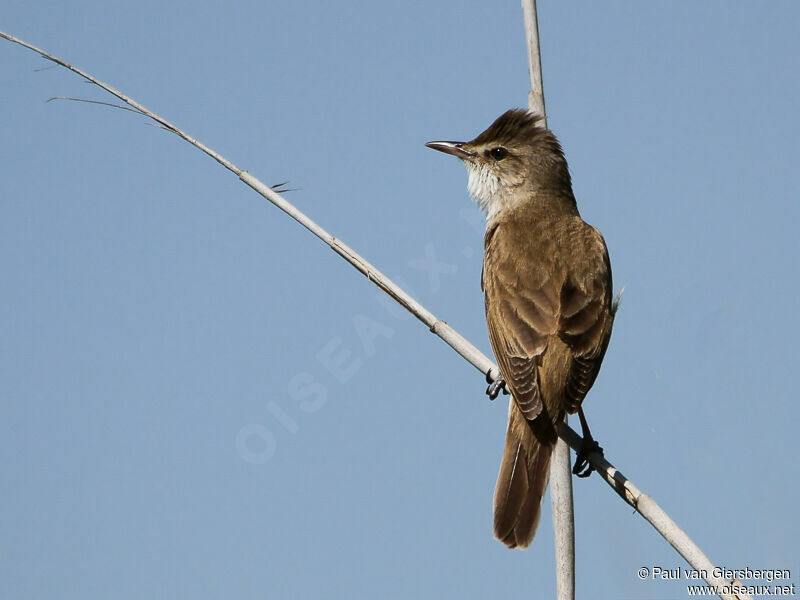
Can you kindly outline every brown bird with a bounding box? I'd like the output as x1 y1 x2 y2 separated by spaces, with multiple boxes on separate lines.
426 109 617 548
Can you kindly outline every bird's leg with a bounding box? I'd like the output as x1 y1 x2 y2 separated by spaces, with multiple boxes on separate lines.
572 407 603 478
485 370 509 401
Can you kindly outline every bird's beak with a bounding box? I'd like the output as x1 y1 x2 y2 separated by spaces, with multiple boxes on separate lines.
425 141 475 160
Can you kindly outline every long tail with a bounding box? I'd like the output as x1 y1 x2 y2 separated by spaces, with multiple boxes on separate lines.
493 401 558 549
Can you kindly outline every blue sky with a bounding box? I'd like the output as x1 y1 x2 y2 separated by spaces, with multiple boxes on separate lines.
2 2 798 598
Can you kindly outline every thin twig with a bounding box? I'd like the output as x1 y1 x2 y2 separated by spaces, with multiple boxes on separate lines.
47 96 146 115
0 29 751 600
521 2 575 598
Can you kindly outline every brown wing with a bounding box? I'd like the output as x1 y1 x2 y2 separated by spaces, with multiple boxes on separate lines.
558 226 615 413
483 220 615 418
483 222 559 420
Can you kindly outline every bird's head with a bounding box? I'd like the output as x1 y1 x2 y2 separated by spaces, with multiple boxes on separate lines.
426 109 573 218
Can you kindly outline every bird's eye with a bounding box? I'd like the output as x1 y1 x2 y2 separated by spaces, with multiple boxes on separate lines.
489 147 508 160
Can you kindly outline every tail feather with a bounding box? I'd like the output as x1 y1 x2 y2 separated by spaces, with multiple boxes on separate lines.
493 402 557 549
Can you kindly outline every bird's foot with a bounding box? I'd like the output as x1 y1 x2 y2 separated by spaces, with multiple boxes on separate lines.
572 438 603 478
572 406 603 477
485 371 509 401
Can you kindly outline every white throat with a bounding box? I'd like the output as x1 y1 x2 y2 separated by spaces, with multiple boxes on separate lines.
465 161 511 220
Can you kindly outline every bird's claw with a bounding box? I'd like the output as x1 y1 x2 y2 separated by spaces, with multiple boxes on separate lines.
485 372 508 400
572 438 603 478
